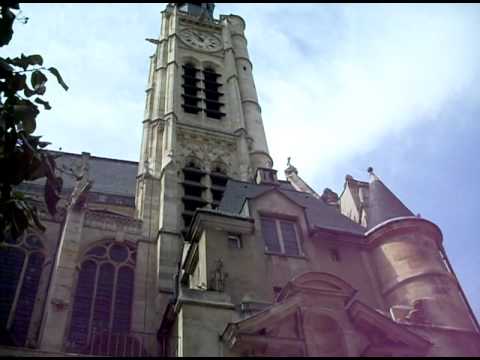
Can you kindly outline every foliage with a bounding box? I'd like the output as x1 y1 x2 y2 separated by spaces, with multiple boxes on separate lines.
0 3 68 241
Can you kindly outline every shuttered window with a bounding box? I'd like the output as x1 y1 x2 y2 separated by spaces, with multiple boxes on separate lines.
261 217 301 256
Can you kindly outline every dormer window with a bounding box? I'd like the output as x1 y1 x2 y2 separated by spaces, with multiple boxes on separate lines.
255 168 278 185
260 217 301 257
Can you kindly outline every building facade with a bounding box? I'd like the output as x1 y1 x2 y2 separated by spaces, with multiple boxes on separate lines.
1 3 479 356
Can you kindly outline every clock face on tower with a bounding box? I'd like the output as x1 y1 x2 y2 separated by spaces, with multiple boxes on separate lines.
179 29 222 52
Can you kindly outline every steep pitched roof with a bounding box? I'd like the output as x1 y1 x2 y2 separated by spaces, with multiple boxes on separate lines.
366 170 414 229
219 179 365 235
22 150 138 198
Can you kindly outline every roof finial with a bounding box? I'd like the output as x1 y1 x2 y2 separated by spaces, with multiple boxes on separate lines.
367 166 380 182
285 157 298 175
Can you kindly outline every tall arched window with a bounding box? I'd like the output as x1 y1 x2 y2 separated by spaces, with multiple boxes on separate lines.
0 231 45 346
67 240 136 354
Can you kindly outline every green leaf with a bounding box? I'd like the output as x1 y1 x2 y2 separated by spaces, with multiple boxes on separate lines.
0 57 13 77
34 97 51 110
35 84 46 95
31 69 48 90
4 3 20 10
0 7 15 47
14 101 39 134
24 153 44 180
24 54 43 67
24 86 35 97
48 67 68 91
9 73 26 92
5 54 43 70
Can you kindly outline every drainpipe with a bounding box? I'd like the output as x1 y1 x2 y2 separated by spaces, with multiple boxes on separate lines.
36 209 67 346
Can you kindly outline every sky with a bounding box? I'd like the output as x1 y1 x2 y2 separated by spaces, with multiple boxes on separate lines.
5 4 480 320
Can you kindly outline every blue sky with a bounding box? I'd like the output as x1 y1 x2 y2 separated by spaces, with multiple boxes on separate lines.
6 4 480 319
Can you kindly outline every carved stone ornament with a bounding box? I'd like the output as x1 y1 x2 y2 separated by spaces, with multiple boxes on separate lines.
210 258 228 292
177 129 238 177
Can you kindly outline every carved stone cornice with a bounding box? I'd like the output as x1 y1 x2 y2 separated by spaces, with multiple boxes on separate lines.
84 209 143 235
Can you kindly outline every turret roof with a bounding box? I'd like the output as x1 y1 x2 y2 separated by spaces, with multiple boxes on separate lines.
366 167 414 229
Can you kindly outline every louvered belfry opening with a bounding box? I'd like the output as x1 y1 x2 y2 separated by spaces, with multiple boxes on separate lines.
202 67 225 119
210 166 228 209
181 161 208 231
182 63 202 114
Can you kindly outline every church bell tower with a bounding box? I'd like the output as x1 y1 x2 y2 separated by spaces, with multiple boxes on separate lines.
135 3 272 321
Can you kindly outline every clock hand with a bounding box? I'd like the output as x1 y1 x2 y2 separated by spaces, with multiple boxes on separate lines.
193 32 204 42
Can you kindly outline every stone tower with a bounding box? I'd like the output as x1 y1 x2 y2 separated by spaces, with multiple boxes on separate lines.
135 3 273 323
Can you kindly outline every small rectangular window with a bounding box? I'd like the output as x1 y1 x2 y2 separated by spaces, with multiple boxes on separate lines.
273 286 282 300
329 248 340 262
228 234 242 249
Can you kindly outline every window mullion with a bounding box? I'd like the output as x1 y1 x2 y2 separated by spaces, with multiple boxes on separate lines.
276 220 285 254
109 265 119 333
87 260 101 346
293 223 302 256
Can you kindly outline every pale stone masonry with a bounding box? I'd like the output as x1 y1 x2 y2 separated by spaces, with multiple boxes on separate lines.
0 3 479 357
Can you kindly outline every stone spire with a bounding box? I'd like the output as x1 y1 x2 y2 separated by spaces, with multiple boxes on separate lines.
366 167 414 229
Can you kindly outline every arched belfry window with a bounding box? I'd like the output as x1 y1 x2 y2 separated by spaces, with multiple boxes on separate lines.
202 67 225 119
182 63 201 114
0 231 45 346
210 164 229 209
67 240 136 354
181 63 225 119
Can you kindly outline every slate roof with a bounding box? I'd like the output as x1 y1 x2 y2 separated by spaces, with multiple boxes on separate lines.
367 177 414 230
22 151 138 198
219 179 365 235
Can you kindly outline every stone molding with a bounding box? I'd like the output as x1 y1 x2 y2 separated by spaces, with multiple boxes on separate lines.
84 209 143 234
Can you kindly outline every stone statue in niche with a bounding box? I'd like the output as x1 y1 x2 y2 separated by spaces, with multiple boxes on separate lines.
210 258 228 292
61 153 93 210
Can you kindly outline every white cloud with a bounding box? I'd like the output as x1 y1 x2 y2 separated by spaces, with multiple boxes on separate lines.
5 4 480 179
223 4 480 185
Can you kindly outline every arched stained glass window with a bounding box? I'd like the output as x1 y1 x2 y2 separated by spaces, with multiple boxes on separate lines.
67 241 136 355
0 232 45 347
